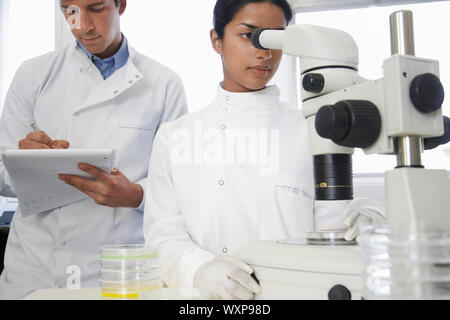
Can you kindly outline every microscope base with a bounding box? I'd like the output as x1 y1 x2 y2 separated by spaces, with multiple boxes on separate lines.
236 240 363 300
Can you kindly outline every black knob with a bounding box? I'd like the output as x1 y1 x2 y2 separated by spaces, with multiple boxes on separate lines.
315 100 381 149
315 104 350 141
328 284 352 300
424 116 450 150
303 73 325 93
410 73 445 113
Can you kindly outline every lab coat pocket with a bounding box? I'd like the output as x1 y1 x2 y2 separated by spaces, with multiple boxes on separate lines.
275 174 314 239
120 118 155 131
115 119 156 181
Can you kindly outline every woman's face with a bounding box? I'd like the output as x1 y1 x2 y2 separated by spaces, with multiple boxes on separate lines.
211 2 286 92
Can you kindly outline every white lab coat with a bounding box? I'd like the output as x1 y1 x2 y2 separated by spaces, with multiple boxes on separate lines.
0 41 187 299
144 85 319 288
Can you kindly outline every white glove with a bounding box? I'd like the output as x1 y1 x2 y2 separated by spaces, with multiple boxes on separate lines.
193 256 261 300
315 198 386 242
342 198 386 242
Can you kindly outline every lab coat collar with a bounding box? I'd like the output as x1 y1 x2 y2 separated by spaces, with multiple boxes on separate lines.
68 41 92 70
216 84 281 115
77 34 129 70
67 41 144 114
67 40 138 71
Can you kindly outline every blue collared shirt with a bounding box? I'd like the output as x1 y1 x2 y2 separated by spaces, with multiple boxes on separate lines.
77 35 129 80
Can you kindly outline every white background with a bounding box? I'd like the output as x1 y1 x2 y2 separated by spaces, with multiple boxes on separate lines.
0 0 55 105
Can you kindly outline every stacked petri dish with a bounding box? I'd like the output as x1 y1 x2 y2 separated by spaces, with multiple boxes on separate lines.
100 244 162 299
359 227 450 300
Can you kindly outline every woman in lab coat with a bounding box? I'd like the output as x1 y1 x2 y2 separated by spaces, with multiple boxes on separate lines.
144 0 384 300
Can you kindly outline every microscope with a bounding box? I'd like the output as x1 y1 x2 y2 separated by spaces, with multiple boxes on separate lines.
236 11 450 300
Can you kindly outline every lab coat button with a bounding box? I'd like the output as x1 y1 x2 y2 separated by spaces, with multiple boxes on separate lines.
114 90 119 95
79 68 84 72
222 247 228 254
223 107 229 112
220 124 226 130
60 241 66 247
218 180 224 186
128 80 133 84
74 112 80 117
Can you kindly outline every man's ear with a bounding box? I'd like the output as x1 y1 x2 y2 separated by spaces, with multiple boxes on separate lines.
210 29 223 54
118 0 127 15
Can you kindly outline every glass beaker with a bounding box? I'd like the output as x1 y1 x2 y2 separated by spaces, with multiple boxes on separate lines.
360 227 450 300
99 244 162 299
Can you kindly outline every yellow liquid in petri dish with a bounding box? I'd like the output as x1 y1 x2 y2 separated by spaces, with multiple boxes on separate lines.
101 280 162 299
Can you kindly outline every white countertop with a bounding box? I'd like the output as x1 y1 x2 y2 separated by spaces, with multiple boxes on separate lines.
23 287 209 300
24 287 103 300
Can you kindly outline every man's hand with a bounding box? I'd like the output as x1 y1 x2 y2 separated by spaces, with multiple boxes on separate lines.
59 164 143 208
19 131 70 149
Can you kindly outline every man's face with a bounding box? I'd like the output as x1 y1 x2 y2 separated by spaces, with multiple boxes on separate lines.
60 0 126 58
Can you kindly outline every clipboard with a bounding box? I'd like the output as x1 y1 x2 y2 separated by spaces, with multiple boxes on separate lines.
2 149 116 217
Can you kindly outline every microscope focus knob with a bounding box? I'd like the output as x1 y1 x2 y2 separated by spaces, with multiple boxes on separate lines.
410 73 445 113
424 116 450 150
315 100 381 149
303 73 325 93
328 284 352 300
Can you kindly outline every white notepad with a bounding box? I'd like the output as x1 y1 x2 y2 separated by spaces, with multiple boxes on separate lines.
2 149 116 217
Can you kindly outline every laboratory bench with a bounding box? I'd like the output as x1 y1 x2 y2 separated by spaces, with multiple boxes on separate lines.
24 287 208 300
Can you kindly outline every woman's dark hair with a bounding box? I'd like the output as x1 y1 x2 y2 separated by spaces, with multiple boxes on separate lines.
213 0 293 39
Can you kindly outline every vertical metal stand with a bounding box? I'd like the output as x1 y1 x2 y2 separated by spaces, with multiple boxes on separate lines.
390 10 415 56
389 10 424 168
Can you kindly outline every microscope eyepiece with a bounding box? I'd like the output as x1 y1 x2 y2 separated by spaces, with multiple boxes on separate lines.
251 28 270 50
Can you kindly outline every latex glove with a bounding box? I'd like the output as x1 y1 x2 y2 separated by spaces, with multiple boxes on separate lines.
315 198 386 242
193 256 261 300
342 198 386 242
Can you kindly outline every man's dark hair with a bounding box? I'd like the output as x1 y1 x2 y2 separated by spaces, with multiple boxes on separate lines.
213 0 293 39
60 0 121 7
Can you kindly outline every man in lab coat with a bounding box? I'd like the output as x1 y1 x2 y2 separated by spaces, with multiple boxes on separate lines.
0 0 187 299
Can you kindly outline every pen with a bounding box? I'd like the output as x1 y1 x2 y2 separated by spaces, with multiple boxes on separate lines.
30 123 40 132
30 122 54 148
